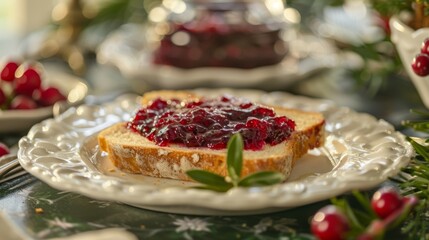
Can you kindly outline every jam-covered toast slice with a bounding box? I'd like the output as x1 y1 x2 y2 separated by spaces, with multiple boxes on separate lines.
98 90 325 181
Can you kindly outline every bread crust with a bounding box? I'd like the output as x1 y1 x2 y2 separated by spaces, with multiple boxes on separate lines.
97 91 325 181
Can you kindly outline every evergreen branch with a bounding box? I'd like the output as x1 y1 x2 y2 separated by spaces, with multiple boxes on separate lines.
396 109 429 239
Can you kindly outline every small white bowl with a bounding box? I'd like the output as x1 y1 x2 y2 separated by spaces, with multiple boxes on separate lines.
0 66 88 133
390 16 429 108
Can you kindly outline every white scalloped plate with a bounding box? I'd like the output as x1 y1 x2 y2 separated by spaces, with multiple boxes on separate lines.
17 89 414 215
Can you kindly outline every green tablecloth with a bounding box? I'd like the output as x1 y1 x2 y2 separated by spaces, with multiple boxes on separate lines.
1 174 329 239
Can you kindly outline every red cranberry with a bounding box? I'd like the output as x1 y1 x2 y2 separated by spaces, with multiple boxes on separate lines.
148 98 169 110
33 87 66 106
267 116 296 145
185 101 203 108
1 61 19 82
10 95 37 110
220 96 231 102
245 118 268 139
239 102 253 109
411 53 429 77
252 107 275 117
371 187 403 219
0 142 10 157
311 205 350 240
13 68 42 97
421 38 429 55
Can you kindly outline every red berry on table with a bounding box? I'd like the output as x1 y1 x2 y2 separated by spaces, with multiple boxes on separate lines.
10 95 37 110
33 87 66 106
411 53 429 77
0 142 10 157
13 68 42 97
1 61 19 82
421 38 429 55
371 187 403 219
311 205 350 240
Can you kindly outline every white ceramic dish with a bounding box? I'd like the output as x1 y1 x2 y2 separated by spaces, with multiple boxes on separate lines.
18 90 413 216
97 24 348 92
0 66 88 133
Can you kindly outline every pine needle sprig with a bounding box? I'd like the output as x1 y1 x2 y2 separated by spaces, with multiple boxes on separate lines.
403 109 429 134
394 109 429 239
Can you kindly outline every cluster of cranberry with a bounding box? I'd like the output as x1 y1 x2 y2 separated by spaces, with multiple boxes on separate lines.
411 38 429 76
0 61 66 110
311 187 418 240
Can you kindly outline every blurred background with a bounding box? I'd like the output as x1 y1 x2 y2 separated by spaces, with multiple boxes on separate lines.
0 0 54 54
0 0 425 128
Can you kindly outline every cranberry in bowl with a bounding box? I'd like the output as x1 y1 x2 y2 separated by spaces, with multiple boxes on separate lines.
0 61 88 133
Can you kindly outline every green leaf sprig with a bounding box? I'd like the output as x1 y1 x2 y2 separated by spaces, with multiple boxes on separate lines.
186 133 285 192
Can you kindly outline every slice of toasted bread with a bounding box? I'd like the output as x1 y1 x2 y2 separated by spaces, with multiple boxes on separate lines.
98 91 325 181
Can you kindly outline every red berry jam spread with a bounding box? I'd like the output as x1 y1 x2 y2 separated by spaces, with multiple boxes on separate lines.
153 24 285 69
127 96 296 150
152 1 287 69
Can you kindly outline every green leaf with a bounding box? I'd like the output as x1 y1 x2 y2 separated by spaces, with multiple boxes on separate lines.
192 185 232 193
226 133 243 185
238 171 284 187
187 133 285 192
186 170 232 189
